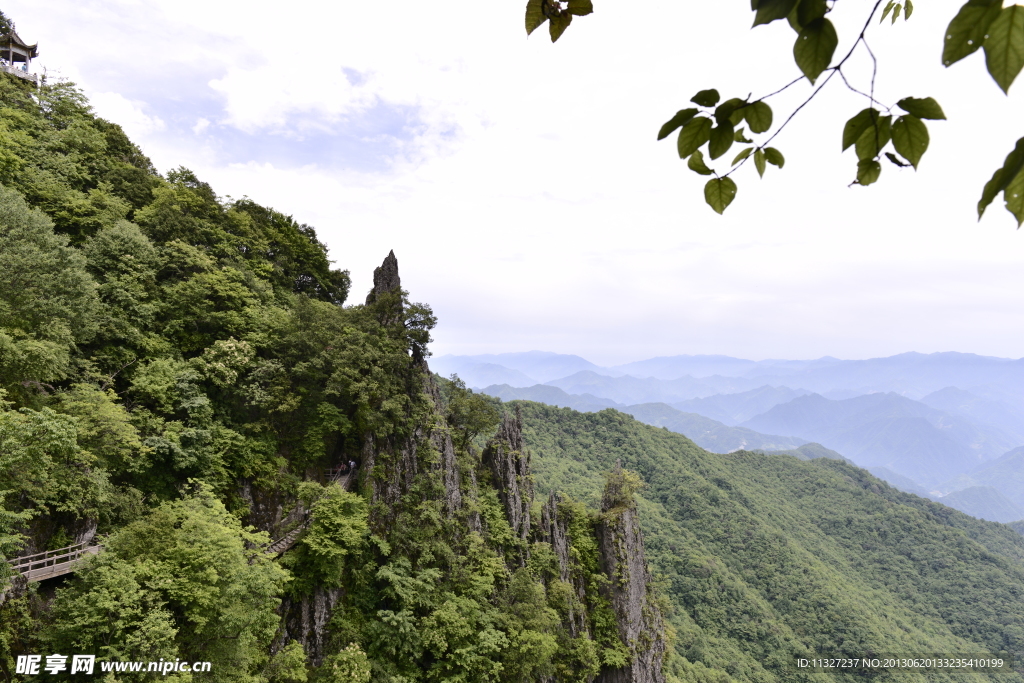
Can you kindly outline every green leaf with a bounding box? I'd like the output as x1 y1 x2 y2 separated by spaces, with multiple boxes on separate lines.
797 0 828 26
880 1 896 23
691 89 721 107
855 115 892 161
885 152 910 167
526 0 547 35
549 12 572 41
688 150 714 176
896 96 946 120
983 5 1024 94
857 159 882 185
745 101 774 133
753 0 798 26
764 147 785 168
754 148 767 177
842 108 878 151
978 136 1024 218
891 3 903 24
709 121 735 160
794 18 838 83
567 0 594 16
658 108 699 141
677 117 712 158
787 3 804 33
732 147 754 165
891 115 929 169
1003 166 1024 226
943 0 1002 67
715 98 747 124
734 127 753 143
905 0 914 20
704 177 738 214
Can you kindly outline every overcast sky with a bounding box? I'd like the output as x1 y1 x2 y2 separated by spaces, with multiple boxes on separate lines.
8 0 1023 365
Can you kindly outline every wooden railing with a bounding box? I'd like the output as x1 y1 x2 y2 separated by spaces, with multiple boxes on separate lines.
6 542 101 582
4 466 358 581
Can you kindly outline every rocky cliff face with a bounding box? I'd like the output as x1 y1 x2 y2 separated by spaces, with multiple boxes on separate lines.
537 491 591 639
594 463 668 683
275 587 342 666
279 253 669 681
482 406 533 545
481 407 668 681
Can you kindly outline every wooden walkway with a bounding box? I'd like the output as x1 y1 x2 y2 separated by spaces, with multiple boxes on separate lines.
4 467 357 582
267 468 356 555
6 542 101 582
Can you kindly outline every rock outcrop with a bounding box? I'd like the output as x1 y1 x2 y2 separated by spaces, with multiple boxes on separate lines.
595 463 668 683
359 251 462 522
364 249 401 305
537 491 591 639
482 406 533 545
275 586 343 666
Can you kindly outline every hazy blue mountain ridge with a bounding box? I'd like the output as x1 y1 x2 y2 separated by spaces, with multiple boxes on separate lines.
938 446 1024 507
757 442 851 463
741 393 1019 487
735 351 1024 399
430 359 539 389
432 351 604 384
457 350 1024 514
481 383 621 414
480 384 809 453
867 467 935 497
438 350 1024 404
545 370 764 404
935 486 1024 523
922 386 1024 443
670 385 811 425
617 403 808 453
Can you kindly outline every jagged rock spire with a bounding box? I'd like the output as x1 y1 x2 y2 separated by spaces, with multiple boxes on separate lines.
596 464 668 683
365 250 401 304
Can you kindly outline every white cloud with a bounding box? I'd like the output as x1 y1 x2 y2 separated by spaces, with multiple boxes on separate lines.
6 0 1024 362
192 117 210 134
89 91 165 136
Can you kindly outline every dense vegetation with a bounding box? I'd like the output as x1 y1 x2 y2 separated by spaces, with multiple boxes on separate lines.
519 402 1024 682
0 67 663 683
4 54 1024 683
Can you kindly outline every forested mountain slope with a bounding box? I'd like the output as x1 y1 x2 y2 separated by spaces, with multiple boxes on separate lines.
519 402 1024 682
0 68 670 683
4 62 1024 683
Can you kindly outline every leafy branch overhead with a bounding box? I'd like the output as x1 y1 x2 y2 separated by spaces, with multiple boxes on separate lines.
524 0 1024 226
525 0 593 42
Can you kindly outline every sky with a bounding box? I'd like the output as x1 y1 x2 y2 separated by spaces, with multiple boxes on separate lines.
7 0 1024 366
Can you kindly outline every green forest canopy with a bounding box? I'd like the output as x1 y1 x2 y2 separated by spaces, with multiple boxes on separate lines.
3 59 1024 683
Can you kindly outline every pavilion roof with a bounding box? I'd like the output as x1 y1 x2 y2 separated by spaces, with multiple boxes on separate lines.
2 30 38 58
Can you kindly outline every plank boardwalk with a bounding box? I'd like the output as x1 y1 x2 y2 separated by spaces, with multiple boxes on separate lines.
4 468 357 582
6 542 102 582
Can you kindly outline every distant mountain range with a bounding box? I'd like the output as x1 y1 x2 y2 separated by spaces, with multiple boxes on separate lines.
436 350 1024 401
482 384 808 452
456 350 1024 524
741 393 1017 487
